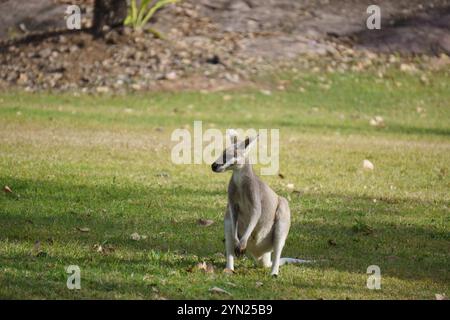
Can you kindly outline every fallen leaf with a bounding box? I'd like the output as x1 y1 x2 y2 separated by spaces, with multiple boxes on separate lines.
286 183 295 190
223 268 235 275
188 261 215 273
76 227 90 233
278 173 285 179
130 232 141 241
209 286 232 296
225 281 237 287
416 107 425 114
93 243 115 254
363 160 374 170
255 281 264 287
369 116 385 128
198 219 214 227
435 293 447 300
3 186 12 193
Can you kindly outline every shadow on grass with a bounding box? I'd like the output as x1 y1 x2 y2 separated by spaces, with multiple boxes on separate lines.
1 176 448 297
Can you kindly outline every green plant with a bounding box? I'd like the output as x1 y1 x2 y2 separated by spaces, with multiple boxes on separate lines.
124 0 179 30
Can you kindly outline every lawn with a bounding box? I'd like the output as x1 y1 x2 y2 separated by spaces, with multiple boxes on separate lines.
0 69 449 299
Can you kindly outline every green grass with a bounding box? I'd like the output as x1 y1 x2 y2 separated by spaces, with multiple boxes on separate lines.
0 69 449 299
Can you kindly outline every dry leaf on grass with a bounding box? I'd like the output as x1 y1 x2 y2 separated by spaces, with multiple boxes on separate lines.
222 268 235 275
369 116 385 128
225 281 237 287
3 185 12 193
209 286 232 296
131 233 140 240
363 160 374 170
76 227 90 233
93 243 115 254
255 281 264 288
188 261 215 273
130 232 147 241
435 294 447 300
198 219 214 227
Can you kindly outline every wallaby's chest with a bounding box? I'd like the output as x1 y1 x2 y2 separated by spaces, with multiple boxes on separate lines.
229 179 256 214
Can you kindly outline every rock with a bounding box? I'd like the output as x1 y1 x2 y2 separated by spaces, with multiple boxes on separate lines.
17 73 28 85
6 71 19 82
39 48 52 59
400 63 417 73
69 45 79 53
165 71 177 80
96 86 110 93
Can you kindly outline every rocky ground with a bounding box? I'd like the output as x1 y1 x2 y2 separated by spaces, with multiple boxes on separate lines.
0 0 449 92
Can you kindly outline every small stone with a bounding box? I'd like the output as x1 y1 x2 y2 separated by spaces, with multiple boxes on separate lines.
165 71 177 80
96 86 110 93
39 48 52 58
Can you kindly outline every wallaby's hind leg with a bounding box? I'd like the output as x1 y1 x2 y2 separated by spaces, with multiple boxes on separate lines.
224 208 236 270
256 252 272 268
271 197 291 276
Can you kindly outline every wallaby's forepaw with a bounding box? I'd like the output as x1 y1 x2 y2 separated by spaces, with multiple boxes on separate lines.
234 240 247 257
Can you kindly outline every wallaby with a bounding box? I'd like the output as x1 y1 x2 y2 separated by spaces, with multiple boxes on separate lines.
211 131 310 276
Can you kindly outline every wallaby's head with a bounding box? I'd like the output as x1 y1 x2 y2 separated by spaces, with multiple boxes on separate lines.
211 130 258 173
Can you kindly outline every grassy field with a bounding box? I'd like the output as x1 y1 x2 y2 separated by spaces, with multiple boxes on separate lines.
0 69 449 299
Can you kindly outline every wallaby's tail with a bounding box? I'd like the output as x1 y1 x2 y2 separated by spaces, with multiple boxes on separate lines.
280 258 315 265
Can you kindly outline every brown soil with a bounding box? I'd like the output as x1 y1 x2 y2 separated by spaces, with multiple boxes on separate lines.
0 0 449 92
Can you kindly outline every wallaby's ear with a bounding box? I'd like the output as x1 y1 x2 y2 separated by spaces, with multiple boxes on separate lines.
227 129 239 145
244 135 258 150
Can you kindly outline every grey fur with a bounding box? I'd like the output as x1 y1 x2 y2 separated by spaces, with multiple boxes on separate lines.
212 133 308 276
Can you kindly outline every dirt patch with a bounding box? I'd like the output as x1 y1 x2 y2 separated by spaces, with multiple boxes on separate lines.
0 0 449 92
351 5 450 55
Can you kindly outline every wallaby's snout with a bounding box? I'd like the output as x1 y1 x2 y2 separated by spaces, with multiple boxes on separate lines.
211 162 222 172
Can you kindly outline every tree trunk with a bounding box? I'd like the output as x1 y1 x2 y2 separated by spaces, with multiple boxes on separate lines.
92 0 127 37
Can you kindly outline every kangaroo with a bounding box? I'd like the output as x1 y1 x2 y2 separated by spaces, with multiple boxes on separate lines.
211 131 310 276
